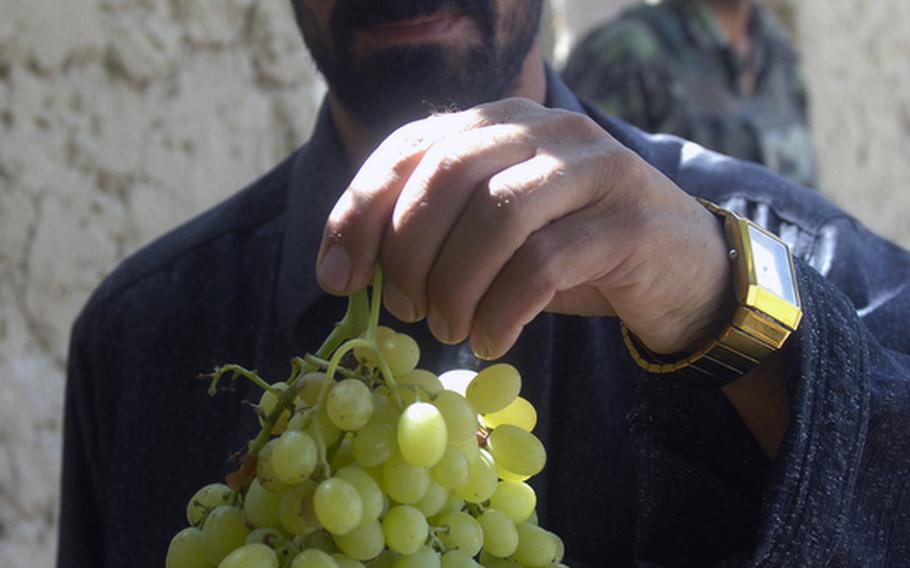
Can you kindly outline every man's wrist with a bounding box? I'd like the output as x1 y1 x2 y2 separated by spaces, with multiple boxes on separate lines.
622 199 803 387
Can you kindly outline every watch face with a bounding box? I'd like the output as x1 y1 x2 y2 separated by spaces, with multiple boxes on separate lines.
747 225 799 306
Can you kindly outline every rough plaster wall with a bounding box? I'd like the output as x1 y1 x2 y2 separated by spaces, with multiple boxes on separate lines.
0 0 323 565
793 0 910 248
1 1 910 566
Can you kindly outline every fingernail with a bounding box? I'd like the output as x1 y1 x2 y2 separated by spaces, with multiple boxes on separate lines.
427 307 456 344
317 245 351 293
472 333 495 361
384 283 416 322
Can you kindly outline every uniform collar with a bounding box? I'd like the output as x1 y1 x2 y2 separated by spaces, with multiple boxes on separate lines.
276 65 586 337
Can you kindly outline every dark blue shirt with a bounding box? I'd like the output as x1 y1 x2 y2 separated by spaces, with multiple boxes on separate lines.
58 69 910 567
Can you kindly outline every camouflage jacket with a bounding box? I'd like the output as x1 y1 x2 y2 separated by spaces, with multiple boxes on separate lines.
562 0 818 188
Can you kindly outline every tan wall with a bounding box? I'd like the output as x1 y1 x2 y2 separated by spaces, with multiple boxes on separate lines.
0 1 908 565
0 1 323 565
793 0 910 247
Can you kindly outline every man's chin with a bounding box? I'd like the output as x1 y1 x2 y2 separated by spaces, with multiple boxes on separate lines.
331 49 499 132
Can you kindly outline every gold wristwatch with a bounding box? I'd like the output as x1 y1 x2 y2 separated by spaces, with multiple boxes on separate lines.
621 198 802 386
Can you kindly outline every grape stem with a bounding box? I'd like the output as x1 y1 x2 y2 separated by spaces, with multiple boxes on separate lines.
204 365 275 396
427 529 448 553
214 262 410 487
244 284 369 459
302 354 360 379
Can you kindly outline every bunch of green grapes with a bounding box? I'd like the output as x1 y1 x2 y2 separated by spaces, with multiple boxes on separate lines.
166 269 569 568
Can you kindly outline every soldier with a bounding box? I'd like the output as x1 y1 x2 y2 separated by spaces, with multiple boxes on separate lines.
563 0 818 188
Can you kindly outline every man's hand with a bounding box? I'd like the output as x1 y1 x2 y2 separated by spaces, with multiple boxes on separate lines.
316 98 732 360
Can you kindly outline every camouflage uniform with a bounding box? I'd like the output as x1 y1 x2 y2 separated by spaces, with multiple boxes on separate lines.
562 0 818 188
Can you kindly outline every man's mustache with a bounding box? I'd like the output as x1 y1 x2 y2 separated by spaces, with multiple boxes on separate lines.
331 0 493 31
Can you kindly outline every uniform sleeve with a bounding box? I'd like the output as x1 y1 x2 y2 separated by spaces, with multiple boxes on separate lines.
57 306 112 567
629 217 910 566
561 19 676 134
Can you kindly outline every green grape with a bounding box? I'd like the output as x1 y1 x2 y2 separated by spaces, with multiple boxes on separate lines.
398 402 448 467
310 404 342 447
201 505 250 565
488 481 536 524
477 509 518 558
367 550 400 568
333 519 385 561
381 452 430 504
328 379 374 431
512 522 560 567
480 396 537 432
549 529 565 563
368 392 401 426
526 509 539 526
447 437 480 464
314 478 364 535
218 543 279 568
393 385 421 407
486 425 546 478
165 527 208 568
436 511 483 557
431 445 470 490
392 545 439 568
428 492 464 525
305 529 339 554
495 465 530 484
245 527 285 546
431 391 478 443
256 440 291 493
243 478 283 529
287 410 307 431
437 369 477 396
244 527 293 563
272 430 318 484
331 437 356 471
332 553 366 568
259 382 292 435
352 422 398 467
381 506 428 555
361 464 385 489
296 371 327 407
380 332 420 377
397 369 442 396
354 326 396 367
278 482 320 536
290 548 338 568
186 483 236 526
477 552 520 567
335 466 385 527
454 449 497 503
440 549 481 568
465 363 521 415
413 480 448 518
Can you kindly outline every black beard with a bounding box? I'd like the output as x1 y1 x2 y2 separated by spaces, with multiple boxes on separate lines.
292 0 543 137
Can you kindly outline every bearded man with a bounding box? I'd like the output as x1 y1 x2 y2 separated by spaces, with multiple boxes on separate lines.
58 1 910 566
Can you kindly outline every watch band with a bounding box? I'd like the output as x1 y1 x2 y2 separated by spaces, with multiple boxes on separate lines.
621 198 801 386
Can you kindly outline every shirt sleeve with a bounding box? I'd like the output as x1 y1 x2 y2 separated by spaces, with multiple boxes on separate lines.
57 305 111 567
629 217 910 566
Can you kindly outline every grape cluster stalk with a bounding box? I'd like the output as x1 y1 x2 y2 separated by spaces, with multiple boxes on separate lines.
166 267 569 568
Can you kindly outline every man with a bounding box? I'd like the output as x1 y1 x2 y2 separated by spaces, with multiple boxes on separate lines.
58 0 910 566
562 0 818 188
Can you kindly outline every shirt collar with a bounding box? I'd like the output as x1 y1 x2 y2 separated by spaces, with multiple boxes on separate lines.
276 103 354 337
276 65 586 337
